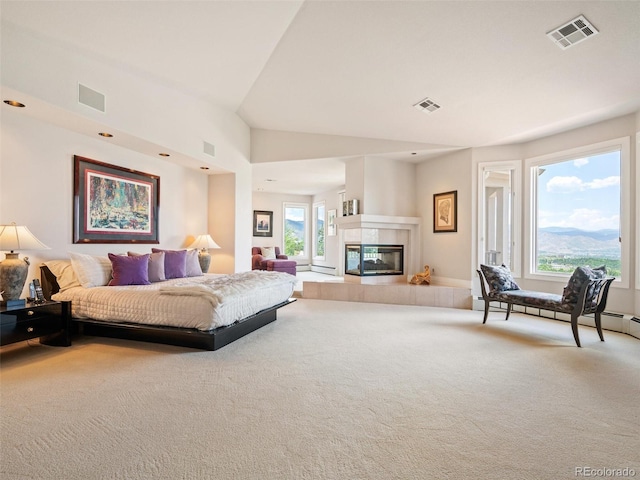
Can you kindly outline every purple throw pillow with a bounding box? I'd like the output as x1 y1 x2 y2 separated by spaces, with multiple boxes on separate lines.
108 253 150 286
152 248 187 279
128 251 166 282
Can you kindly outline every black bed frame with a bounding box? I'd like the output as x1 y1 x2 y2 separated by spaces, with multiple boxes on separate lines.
40 265 295 351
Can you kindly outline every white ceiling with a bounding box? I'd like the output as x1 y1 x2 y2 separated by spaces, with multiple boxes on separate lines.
2 1 640 195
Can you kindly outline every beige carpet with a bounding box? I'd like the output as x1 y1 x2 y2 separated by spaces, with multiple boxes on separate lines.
1 299 638 480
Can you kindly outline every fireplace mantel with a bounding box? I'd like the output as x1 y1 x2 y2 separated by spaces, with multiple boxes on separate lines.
335 214 421 229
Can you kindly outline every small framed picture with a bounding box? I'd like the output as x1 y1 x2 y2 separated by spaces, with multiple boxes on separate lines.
253 210 273 237
433 190 457 233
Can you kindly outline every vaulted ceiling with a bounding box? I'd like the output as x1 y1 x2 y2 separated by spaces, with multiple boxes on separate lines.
2 1 639 194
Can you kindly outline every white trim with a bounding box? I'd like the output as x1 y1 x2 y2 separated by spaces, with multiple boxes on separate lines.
636 132 640 291
524 136 630 288
312 201 326 261
283 202 309 262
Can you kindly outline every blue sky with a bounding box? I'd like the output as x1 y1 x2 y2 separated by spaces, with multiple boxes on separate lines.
538 150 620 231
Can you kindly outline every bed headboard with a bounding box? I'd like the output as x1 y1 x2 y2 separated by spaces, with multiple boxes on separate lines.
39 265 60 301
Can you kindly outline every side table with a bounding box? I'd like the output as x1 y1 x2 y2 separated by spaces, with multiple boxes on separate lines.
0 300 72 347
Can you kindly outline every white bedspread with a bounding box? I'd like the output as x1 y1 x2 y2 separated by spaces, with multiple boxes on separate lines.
52 271 297 331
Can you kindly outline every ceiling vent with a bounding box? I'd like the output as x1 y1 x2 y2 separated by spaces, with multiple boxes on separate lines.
203 141 216 157
547 15 599 50
78 84 105 112
414 97 441 114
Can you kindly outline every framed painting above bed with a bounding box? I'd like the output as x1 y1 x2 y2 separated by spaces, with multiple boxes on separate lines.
73 155 160 244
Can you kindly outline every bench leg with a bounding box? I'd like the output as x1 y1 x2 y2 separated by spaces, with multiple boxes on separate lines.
594 313 605 342
482 300 490 324
571 313 582 347
505 303 512 321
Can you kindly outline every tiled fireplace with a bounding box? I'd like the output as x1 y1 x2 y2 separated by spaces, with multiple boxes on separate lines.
335 214 421 285
345 244 404 277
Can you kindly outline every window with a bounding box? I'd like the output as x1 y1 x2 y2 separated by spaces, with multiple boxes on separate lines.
478 161 521 275
525 137 630 284
283 203 308 259
313 202 325 259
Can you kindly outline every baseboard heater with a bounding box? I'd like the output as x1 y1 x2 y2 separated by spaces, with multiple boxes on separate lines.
311 265 338 275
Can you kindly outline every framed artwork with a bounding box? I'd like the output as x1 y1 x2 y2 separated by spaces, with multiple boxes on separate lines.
327 209 337 236
433 190 457 233
73 155 160 244
253 210 273 237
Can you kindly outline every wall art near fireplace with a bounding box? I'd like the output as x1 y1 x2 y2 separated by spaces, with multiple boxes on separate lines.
73 155 160 244
433 190 457 233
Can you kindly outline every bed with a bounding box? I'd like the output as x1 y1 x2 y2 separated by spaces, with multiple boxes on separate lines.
40 264 297 351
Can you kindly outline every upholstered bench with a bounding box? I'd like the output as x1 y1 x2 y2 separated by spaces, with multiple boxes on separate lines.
477 264 614 347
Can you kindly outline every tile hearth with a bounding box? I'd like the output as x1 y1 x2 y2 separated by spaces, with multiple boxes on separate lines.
299 273 472 310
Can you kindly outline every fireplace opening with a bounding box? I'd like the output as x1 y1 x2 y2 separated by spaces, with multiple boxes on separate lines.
345 244 404 276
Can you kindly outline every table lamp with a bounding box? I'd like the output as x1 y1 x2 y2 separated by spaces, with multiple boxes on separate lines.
0 223 50 307
188 234 220 273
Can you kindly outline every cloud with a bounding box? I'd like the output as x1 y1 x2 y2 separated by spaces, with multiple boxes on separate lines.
546 176 582 193
573 158 589 167
538 208 619 230
546 175 619 193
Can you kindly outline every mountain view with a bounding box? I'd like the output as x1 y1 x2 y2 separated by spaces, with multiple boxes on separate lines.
537 227 621 276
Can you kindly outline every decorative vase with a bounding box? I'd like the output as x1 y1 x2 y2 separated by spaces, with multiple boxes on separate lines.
0 252 29 301
198 251 211 273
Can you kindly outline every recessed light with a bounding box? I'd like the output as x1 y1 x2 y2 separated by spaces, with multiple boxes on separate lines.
98 132 113 137
200 166 210 170
158 153 170 157
411 152 417 155
4 100 25 108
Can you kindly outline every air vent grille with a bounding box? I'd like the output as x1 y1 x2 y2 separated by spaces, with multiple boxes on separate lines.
413 97 441 114
78 84 105 112
203 141 216 157
547 15 599 50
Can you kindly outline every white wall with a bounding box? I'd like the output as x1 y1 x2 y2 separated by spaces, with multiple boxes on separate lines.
0 111 208 296
1 20 253 275
363 157 416 217
417 149 473 285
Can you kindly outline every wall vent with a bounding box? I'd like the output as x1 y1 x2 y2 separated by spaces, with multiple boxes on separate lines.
413 97 441 114
547 15 599 50
203 141 216 157
78 84 106 112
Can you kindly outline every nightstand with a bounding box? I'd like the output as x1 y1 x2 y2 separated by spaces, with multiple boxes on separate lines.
0 301 72 347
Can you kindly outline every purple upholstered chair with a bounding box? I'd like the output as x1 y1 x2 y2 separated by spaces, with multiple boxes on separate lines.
251 247 297 276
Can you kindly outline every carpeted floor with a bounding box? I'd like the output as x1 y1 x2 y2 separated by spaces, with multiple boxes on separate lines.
1 299 638 480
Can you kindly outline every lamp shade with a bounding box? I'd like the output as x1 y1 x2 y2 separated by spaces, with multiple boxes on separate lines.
188 234 220 250
0 223 50 252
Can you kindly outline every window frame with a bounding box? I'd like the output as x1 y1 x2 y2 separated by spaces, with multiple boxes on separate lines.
524 136 630 287
312 201 326 260
282 202 309 261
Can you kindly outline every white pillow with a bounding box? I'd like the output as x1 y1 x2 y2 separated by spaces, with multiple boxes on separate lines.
185 249 203 277
69 252 112 288
260 247 276 259
44 260 81 292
